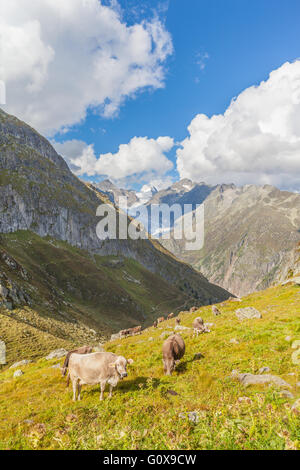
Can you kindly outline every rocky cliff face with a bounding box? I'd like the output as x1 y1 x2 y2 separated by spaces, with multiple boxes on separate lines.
0 108 230 310
160 183 300 297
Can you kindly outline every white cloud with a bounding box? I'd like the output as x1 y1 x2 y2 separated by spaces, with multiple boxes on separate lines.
54 135 174 182
0 0 173 134
177 60 300 190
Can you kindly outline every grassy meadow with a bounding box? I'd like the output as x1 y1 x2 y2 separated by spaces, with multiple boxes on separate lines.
0 283 299 450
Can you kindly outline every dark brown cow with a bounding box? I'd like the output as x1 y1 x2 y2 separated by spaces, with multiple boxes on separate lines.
153 320 158 328
175 317 181 325
162 334 185 375
62 345 93 377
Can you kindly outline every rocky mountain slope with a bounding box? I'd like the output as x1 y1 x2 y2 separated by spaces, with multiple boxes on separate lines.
93 179 139 208
0 108 230 339
152 182 300 297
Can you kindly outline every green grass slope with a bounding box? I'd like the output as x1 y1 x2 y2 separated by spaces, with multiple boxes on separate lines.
0 231 199 363
0 284 299 450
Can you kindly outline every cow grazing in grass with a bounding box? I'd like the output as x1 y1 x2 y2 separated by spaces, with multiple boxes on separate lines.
190 306 198 313
193 317 210 336
157 316 165 324
167 313 174 320
212 305 221 316
175 318 181 325
162 334 185 375
120 325 142 338
62 345 93 377
153 320 158 328
67 352 133 401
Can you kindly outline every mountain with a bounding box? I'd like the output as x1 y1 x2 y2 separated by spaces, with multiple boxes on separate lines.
159 182 300 297
93 179 139 208
0 108 231 343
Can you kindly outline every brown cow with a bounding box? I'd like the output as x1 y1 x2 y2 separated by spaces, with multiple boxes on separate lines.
167 313 174 320
162 334 185 375
157 316 165 324
62 345 93 377
212 305 221 316
175 318 181 325
131 325 142 335
190 306 198 313
68 352 133 401
153 320 158 328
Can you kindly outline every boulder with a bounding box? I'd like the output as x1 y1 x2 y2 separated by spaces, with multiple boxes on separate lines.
236 307 262 320
0 340 6 365
193 353 204 360
13 370 24 378
229 338 239 344
232 372 291 389
10 359 32 369
110 333 120 341
258 366 270 374
280 390 294 399
174 325 191 331
45 348 67 360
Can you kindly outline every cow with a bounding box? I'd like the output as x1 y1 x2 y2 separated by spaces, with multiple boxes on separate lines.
61 345 93 377
190 306 198 313
193 317 210 336
167 313 174 320
212 305 221 316
130 325 142 335
120 329 131 338
67 352 133 401
175 317 181 325
162 334 185 375
153 320 158 328
157 316 165 324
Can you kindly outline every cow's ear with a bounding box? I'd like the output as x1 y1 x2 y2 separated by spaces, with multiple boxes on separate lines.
127 358 134 365
109 362 116 368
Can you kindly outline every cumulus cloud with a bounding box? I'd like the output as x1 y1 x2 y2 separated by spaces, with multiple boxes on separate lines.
177 60 300 190
0 0 173 134
54 135 174 182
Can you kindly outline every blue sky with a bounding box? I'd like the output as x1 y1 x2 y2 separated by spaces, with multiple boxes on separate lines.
3 0 300 191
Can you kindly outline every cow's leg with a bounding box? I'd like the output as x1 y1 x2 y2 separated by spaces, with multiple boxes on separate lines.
100 381 106 401
72 378 78 401
108 384 113 398
77 382 82 401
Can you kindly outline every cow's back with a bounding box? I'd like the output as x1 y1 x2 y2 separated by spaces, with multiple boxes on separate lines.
69 352 117 385
163 334 185 361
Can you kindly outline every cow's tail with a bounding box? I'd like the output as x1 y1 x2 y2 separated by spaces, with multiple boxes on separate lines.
66 373 70 388
61 351 72 377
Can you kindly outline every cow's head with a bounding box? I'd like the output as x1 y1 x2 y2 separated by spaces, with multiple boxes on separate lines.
109 356 134 379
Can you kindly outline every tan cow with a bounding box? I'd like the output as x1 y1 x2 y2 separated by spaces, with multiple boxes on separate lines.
193 317 210 336
157 316 165 324
162 334 185 375
212 305 221 316
67 352 133 401
167 313 174 320
62 345 93 377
